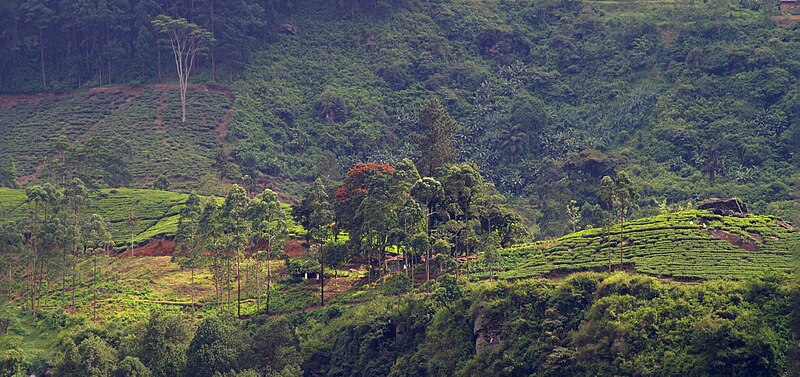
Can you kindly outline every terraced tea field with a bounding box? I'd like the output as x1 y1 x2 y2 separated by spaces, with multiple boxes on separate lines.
476 210 800 280
0 85 232 187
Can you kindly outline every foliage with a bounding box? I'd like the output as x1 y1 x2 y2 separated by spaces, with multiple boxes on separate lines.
184 316 243 377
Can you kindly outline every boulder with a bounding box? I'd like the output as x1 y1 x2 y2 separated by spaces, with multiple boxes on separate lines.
278 23 297 35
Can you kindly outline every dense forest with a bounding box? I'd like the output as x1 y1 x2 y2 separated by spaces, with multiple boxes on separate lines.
1 0 800 376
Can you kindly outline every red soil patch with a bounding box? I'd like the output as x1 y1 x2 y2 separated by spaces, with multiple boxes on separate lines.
284 239 307 258
118 238 175 257
777 220 797 231
88 86 144 96
771 15 800 26
0 93 68 109
246 238 307 258
708 230 759 252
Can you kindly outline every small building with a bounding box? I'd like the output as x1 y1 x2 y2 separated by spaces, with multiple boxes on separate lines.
781 0 800 12
698 198 748 215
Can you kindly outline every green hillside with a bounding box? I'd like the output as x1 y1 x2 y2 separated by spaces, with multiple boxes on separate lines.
480 209 800 280
0 187 300 248
229 0 800 236
0 86 232 190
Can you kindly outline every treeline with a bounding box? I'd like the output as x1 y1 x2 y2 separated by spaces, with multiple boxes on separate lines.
3 272 797 376
0 180 113 320
0 0 404 92
0 0 267 92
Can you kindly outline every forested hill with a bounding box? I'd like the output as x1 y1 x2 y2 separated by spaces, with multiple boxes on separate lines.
1 0 800 237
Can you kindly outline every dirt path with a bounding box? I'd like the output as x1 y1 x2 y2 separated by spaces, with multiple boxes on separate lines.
0 92 69 109
154 92 166 134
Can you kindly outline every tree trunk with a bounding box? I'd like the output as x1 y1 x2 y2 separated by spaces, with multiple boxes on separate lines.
226 257 231 313
236 252 241 317
39 34 46 89
320 246 325 307
181 87 187 123
93 255 97 322
157 46 162 81
71 254 76 310
255 258 260 313
191 263 195 320
426 247 431 283
266 255 271 315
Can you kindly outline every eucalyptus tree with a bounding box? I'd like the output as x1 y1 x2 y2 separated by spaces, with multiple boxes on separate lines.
354 174 399 285
598 171 639 270
294 179 333 306
220 185 251 316
0 222 23 299
247 189 287 314
411 177 443 282
396 197 423 284
83 214 112 322
175 192 203 319
23 183 62 316
198 197 223 306
63 178 89 309
152 15 215 123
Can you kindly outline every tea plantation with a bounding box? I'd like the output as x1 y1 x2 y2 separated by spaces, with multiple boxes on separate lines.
0 86 232 187
479 210 800 280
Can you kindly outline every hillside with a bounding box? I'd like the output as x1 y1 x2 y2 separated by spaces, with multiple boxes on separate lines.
1 1 799 236
0 85 233 191
229 0 800 235
1 1 800 375
0 187 300 249
479 209 800 280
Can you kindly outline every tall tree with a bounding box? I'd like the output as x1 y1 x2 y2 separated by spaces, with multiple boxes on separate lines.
63 178 88 310
83 214 112 322
175 192 203 319
354 172 400 285
416 97 460 176
220 185 250 316
410 177 443 282
19 0 55 89
152 15 214 123
0 222 23 299
0 159 18 188
598 171 639 270
198 197 223 306
247 189 287 315
293 179 333 306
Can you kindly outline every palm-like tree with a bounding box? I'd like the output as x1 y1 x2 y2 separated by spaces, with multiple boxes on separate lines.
499 124 529 163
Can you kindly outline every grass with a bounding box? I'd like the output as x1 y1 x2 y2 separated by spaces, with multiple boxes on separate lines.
0 253 368 356
469 210 800 281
